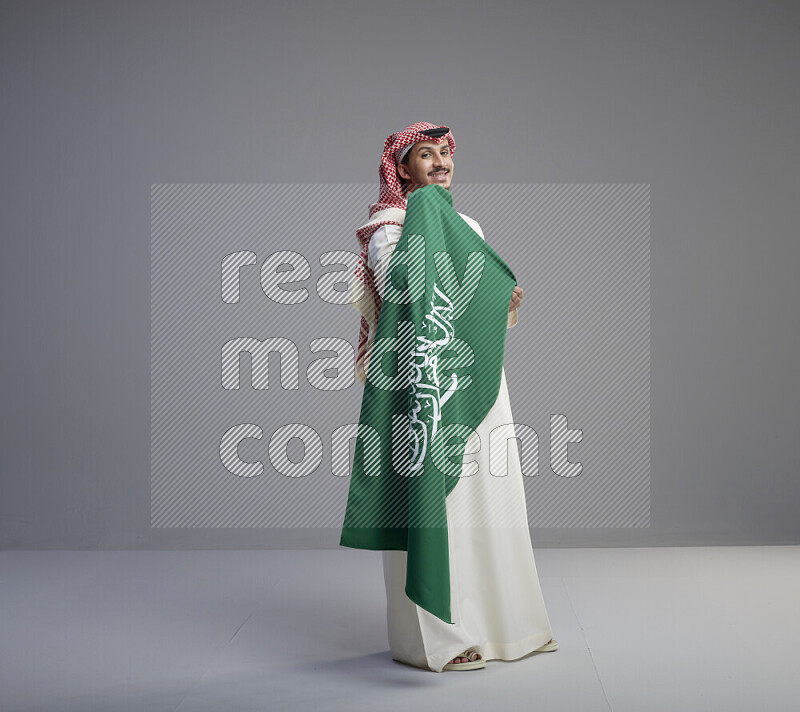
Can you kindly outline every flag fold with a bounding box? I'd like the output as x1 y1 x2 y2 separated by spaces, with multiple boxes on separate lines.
339 184 517 623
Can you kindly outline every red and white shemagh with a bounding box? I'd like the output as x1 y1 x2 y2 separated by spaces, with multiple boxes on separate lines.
350 121 456 384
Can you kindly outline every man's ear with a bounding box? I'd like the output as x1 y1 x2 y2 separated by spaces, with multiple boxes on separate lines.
397 163 409 181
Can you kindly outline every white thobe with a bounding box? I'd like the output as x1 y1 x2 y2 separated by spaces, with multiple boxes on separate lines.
367 212 554 673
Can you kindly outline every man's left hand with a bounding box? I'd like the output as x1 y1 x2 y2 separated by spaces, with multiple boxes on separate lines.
509 286 523 312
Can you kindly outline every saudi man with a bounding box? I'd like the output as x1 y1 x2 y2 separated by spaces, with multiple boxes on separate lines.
345 121 557 672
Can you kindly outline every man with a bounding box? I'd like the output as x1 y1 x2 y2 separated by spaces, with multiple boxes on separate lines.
349 122 523 386
344 122 556 672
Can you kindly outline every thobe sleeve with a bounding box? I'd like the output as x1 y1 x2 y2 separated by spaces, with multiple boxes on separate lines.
367 223 404 301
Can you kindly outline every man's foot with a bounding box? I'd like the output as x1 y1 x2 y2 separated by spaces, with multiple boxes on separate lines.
446 638 556 666
448 650 481 665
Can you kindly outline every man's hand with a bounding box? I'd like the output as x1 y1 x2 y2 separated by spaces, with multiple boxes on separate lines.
509 286 523 312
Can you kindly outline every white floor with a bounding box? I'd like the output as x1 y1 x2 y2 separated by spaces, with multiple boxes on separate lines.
0 546 797 712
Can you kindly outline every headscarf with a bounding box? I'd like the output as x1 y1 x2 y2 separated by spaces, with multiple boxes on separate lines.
350 121 456 384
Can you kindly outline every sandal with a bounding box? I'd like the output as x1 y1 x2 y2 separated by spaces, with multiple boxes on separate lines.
535 637 559 652
442 648 486 671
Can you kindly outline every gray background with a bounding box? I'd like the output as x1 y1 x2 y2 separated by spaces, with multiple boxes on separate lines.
1 0 798 549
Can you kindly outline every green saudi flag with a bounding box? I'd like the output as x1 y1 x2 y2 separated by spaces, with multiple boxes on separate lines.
339 183 517 624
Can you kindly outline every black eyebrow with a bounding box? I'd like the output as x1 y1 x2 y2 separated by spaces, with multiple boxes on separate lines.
417 144 450 153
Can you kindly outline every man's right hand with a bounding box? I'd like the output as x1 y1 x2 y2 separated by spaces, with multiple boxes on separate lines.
509 286 524 312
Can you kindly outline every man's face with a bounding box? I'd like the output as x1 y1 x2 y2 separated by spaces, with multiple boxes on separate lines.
397 140 454 193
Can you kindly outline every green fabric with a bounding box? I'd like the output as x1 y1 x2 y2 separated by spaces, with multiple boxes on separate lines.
339 184 517 623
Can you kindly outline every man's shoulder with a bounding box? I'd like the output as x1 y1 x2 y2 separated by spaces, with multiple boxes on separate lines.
357 208 406 235
365 209 483 243
374 222 403 237
368 223 403 250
